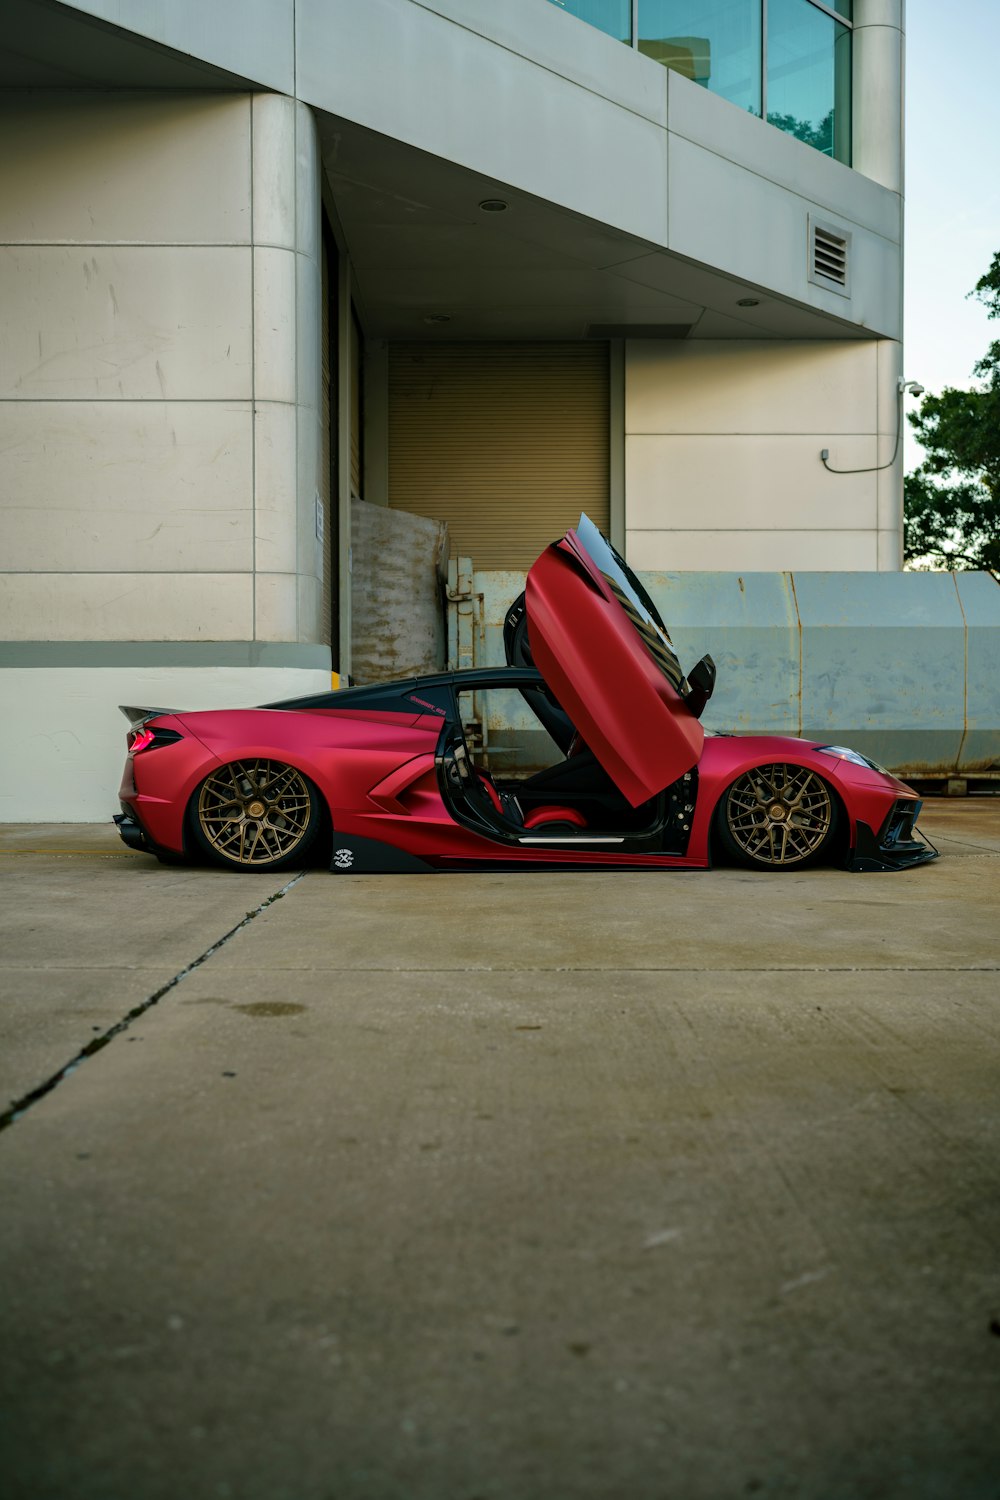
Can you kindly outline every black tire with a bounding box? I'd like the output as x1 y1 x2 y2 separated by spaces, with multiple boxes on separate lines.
715 763 838 871
190 758 321 872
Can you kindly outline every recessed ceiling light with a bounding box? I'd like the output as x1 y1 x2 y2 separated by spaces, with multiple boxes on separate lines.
424 313 452 324
479 198 509 213
737 297 760 307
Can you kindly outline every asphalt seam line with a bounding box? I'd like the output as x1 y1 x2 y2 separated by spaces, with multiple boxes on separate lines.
0 872 306 1136
113 963 998 975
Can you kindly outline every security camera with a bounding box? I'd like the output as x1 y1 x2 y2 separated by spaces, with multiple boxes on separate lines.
908 382 925 397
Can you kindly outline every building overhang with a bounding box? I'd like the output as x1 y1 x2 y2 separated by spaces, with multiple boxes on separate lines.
318 112 881 345
6 0 902 344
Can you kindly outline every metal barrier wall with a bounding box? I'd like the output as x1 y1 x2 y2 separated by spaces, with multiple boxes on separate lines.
447 561 1000 782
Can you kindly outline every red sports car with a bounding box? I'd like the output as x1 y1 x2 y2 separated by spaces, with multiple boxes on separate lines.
114 518 937 875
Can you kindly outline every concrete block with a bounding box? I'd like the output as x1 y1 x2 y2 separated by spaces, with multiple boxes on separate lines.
0 401 253 572
0 245 253 400
0 92 252 246
251 93 296 251
0 574 254 642
626 529 879 572
0 664 331 821
254 573 298 643
295 101 321 260
253 402 299 575
626 434 878 533
296 572 325 645
253 247 297 403
626 340 879 435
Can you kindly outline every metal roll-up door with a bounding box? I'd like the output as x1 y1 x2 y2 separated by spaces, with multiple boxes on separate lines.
388 343 609 570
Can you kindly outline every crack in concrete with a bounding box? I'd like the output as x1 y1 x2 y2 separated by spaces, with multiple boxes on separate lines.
0 873 305 1136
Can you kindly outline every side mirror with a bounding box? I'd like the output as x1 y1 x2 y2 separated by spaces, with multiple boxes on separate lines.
684 654 716 719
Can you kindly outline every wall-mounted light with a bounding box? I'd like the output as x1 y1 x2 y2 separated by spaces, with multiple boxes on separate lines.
424 314 452 325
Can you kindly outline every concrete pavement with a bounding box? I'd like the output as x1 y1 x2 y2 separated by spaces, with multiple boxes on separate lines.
1 804 999 1499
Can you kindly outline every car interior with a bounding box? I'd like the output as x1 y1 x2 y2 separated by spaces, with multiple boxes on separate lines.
437 686 695 852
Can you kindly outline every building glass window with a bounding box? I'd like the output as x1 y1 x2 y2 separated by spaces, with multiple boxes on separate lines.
766 0 851 161
548 0 632 43
546 0 853 165
637 0 761 118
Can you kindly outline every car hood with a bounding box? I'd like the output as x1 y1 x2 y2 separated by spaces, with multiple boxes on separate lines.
525 515 704 807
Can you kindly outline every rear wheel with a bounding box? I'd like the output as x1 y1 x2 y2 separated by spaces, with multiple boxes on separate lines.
716 763 837 870
191 758 320 872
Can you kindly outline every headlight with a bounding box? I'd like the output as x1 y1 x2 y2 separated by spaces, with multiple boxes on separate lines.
816 745 890 775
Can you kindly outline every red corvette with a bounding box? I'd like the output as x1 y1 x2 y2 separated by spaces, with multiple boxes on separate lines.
114 518 937 875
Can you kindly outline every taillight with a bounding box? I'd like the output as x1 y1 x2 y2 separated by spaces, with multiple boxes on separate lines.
127 726 182 755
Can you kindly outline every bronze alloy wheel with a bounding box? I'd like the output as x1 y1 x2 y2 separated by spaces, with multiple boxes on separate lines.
720 763 836 870
194 759 318 870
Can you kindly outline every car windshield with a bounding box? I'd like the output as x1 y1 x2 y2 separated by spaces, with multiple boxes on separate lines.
574 514 687 695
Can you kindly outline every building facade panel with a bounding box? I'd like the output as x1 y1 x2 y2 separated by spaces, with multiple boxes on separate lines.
253 400 300 576
0 401 254 573
627 527 879 571
297 0 672 248
627 339 880 434
251 92 299 252
252 245 298 405
0 91 253 246
62 0 296 93
254 573 300 643
0 244 254 401
626 433 880 535
0 573 255 642
665 133 899 336
663 60 899 238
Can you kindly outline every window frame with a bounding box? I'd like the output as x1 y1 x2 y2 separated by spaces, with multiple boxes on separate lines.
551 1 854 164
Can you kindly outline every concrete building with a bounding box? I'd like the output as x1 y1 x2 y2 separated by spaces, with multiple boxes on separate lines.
0 0 905 817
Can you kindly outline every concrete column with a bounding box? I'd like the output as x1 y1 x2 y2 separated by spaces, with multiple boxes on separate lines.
876 337 905 570
852 0 904 195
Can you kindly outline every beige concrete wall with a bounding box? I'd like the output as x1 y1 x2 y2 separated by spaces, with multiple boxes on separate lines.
624 338 904 571
0 89 323 647
0 91 329 820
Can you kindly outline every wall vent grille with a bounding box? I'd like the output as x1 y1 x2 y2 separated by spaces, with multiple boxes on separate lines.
808 217 852 297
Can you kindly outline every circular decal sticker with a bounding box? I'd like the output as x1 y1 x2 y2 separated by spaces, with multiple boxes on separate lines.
333 848 354 870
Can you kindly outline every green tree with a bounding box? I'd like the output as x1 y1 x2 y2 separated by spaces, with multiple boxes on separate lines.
904 253 1000 572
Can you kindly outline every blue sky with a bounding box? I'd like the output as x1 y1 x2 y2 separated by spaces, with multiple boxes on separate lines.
903 0 1000 468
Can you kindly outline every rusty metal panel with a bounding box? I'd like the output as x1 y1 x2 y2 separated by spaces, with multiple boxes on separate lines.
445 556 477 674
794 572 966 774
350 500 447 683
447 564 1000 779
955 572 1000 776
642 572 800 737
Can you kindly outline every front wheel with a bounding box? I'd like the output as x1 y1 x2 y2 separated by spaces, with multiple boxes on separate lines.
190 759 321 872
716 763 838 871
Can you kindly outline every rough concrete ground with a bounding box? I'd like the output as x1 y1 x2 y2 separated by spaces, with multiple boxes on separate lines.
1 804 999 1500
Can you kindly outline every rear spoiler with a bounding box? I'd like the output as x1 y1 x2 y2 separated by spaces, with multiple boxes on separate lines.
119 705 181 727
